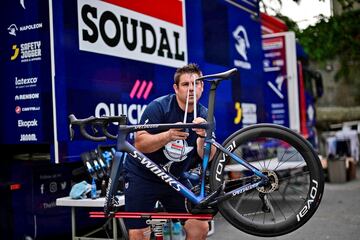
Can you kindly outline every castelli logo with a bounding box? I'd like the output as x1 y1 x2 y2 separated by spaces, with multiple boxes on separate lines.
15 106 21 114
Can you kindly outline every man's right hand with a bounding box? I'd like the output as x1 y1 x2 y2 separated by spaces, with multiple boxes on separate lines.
135 123 188 153
167 128 189 141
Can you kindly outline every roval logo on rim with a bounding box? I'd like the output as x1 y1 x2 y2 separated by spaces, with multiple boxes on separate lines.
78 0 188 68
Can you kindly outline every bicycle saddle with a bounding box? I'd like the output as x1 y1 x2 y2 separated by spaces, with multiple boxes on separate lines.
197 68 237 81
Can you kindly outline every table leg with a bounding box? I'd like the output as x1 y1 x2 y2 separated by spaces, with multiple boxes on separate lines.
71 207 76 240
112 218 117 239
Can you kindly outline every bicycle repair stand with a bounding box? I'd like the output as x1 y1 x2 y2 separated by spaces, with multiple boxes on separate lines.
90 211 214 239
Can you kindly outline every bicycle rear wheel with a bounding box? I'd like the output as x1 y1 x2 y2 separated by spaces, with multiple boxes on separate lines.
210 124 324 237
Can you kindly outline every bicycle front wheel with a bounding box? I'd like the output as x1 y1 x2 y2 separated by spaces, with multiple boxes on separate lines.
210 124 324 237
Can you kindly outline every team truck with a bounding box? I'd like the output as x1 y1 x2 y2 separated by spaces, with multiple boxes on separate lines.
0 0 322 238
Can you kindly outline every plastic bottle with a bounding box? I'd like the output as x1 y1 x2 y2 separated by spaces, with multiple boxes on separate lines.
91 177 97 199
172 221 185 240
162 221 171 240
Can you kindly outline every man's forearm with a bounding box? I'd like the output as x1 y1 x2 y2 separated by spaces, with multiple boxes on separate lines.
134 131 169 153
196 137 216 160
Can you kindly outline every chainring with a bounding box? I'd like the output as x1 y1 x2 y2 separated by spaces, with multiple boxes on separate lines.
185 185 218 215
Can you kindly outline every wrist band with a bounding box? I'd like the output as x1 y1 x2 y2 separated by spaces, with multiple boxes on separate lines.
198 135 206 138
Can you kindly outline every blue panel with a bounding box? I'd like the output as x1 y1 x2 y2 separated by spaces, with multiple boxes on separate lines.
0 0 53 145
52 0 266 162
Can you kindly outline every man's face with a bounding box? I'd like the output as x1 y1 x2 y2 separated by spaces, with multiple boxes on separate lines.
174 73 204 107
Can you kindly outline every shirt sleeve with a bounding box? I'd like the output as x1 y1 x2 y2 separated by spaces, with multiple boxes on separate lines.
139 100 164 134
139 100 163 124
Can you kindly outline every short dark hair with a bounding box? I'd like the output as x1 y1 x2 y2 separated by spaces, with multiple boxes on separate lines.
174 63 202 85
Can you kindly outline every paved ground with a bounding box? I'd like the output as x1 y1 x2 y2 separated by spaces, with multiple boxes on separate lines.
208 166 360 240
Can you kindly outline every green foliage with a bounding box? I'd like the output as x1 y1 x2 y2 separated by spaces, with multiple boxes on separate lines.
297 9 360 85
336 0 360 10
274 13 300 35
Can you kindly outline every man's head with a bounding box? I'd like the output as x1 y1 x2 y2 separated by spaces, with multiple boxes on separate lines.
173 63 204 111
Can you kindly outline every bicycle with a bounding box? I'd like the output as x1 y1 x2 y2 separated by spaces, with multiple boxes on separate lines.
69 68 324 237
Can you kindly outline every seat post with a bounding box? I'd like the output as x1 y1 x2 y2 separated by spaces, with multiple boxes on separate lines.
206 80 220 135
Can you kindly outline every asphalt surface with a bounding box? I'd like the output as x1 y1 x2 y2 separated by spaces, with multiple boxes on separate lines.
208 165 360 240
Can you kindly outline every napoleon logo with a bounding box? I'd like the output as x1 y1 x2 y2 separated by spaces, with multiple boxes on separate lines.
8 24 18 36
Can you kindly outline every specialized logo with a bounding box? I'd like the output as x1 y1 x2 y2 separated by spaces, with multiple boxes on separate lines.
134 124 159 130
233 25 251 69
130 80 153 100
78 0 187 68
129 150 181 191
163 140 193 162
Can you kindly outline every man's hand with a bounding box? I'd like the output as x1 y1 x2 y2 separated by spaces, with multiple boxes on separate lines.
167 122 189 141
192 117 206 138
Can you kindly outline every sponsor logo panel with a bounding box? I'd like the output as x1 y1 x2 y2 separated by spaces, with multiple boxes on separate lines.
233 25 252 70
15 105 41 114
10 41 42 62
15 93 40 101
8 22 43 36
78 0 187 68
20 133 38 142
15 76 38 88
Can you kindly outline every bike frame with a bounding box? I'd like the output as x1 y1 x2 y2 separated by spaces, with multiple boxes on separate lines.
111 79 269 206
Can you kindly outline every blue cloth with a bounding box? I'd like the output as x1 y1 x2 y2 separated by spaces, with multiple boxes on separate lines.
69 181 91 199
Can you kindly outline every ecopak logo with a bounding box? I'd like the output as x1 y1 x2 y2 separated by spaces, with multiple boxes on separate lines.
18 119 38 128
78 0 187 68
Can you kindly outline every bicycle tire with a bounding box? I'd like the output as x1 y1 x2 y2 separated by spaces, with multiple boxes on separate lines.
209 124 324 237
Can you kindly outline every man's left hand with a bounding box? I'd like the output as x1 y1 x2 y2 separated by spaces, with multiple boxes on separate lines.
192 117 206 138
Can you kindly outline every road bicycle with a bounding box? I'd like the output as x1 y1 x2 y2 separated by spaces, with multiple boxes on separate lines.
69 68 324 237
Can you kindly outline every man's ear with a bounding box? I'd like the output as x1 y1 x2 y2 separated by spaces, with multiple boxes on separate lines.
173 84 178 94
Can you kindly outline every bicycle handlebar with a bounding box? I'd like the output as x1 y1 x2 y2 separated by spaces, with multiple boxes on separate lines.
69 114 126 142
